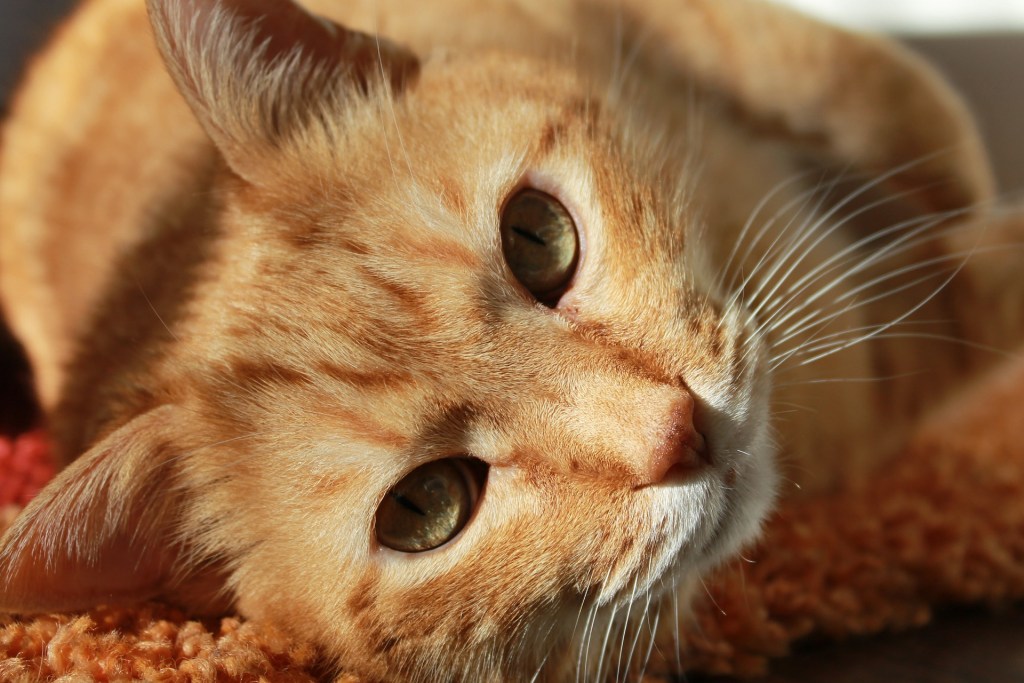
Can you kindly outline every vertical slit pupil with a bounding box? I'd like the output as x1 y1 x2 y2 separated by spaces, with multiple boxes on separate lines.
500 189 579 305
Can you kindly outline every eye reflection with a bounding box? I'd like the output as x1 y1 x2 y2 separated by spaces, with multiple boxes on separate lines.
375 459 482 553
500 189 579 305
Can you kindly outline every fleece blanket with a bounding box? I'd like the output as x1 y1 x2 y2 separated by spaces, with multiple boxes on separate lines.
1 350 1023 681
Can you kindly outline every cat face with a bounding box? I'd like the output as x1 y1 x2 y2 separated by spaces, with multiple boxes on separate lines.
0 0 994 679
170 38 776 680
0 1 776 678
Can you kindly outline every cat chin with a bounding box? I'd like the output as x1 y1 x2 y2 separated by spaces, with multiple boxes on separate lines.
588 439 776 613
550 444 777 682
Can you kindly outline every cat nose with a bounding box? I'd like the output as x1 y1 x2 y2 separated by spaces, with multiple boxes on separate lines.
641 396 709 487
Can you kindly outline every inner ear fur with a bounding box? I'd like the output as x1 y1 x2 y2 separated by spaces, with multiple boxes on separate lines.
0 406 203 613
145 0 420 186
626 0 994 214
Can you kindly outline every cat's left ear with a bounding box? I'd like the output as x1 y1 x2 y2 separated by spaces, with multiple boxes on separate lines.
0 406 206 613
146 0 420 186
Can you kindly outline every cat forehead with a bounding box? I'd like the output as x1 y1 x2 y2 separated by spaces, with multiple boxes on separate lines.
223 114 685 313
252 54 681 249
195 46 701 367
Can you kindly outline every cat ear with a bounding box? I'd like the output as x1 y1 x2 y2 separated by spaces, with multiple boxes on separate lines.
0 406 189 613
145 0 420 185
635 0 994 212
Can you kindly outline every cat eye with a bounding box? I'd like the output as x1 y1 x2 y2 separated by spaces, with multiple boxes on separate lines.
375 459 485 553
500 189 580 306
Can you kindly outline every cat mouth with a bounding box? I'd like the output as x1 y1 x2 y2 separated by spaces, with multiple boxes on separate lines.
654 454 761 583
653 452 713 488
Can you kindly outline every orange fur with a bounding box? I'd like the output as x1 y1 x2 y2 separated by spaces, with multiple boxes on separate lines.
0 0 1013 680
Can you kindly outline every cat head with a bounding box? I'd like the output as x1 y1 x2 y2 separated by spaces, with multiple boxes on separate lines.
0 0 990 679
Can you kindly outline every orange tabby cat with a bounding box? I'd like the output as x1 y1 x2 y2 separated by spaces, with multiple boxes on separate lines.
0 0 1005 680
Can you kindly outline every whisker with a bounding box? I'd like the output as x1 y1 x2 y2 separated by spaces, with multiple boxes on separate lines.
718 168 828 296
132 273 180 342
768 254 971 364
748 186 960 330
836 244 1020 307
569 584 592 661
752 200 967 347
638 592 661 680
699 576 726 617
593 599 619 683
770 318 940 366
614 575 640 683
576 601 598 683
622 558 655 680
732 150 949 312
792 331 1013 364
581 567 613 682
726 173 837 309
742 176 931 322
770 238 1023 369
717 167 815 293
792 254 955 368
761 205 968 327
769 278 942 368
670 575 682 675
529 650 551 683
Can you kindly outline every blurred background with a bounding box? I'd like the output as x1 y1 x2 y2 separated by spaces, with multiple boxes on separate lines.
776 0 1024 33
2 0 1022 195
774 0 1024 197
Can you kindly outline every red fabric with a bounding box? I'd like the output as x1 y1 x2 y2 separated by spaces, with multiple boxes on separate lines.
0 431 54 508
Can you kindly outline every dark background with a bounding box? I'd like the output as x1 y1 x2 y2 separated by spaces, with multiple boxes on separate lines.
1 1 1023 681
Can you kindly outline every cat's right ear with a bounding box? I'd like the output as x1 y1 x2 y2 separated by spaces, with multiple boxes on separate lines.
145 0 420 186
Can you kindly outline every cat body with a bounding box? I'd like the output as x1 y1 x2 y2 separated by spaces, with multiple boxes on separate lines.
0 0 1001 680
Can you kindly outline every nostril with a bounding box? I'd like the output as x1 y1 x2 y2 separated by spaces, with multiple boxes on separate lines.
646 398 710 486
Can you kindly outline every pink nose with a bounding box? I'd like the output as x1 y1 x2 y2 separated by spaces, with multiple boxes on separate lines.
643 396 709 486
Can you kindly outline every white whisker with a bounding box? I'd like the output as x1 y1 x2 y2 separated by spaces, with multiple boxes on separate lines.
699 575 726 617
593 599 620 683
726 175 835 309
795 259 963 367
638 593 661 680
614 576 639 682
716 167 822 295
748 188 960 330
670 576 683 674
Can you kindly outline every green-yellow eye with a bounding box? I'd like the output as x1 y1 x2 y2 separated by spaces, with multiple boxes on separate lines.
500 189 579 305
375 459 482 553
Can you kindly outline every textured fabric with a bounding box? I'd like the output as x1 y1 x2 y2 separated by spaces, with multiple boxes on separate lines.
668 354 1024 676
0 432 51 509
